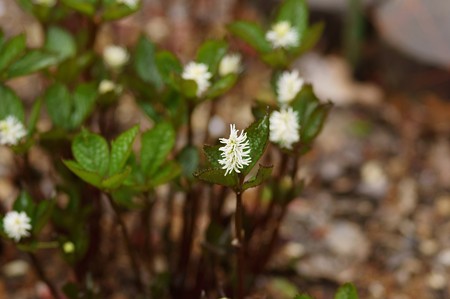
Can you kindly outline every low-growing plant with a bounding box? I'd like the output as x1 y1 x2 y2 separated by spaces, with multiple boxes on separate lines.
0 0 356 298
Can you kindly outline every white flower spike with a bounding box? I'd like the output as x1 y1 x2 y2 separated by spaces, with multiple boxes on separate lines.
117 0 139 8
103 45 129 69
0 116 27 146
218 124 252 176
182 62 212 97
277 70 304 105
270 107 300 150
266 21 299 49
3 211 32 242
219 54 242 76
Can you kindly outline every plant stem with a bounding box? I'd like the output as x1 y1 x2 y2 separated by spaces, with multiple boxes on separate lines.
105 194 144 294
28 252 61 299
235 190 245 299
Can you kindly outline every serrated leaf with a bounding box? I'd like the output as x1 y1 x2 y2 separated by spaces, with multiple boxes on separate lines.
196 40 228 75
141 122 175 177
334 283 359 299
109 125 139 175
228 21 271 53
134 35 163 88
44 26 76 62
60 0 96 16
194 168 238 188
6 50 58 78
72 131 109 176
71 83 97 128
242 164 273 190
63 160 103 187
102 167 131 189
203 144 222 168
0 84 25 122
44 83 72 129
148 161 181 187
156 51 182 88
205 74 237 99
0 34 26 74
13 191 36 216
242 113 270 176
276 0 308 44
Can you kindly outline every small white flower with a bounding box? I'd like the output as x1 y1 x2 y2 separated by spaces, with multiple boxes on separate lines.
266 21 299 49
181 62 212 97
3 211 32 242
269 107 300 149
33 0 57 7
277 70 304 104
218 124 251 176
219 54 242 76
103 45 129 69
117 0 139 8
0 116 27 146
98 80 121 94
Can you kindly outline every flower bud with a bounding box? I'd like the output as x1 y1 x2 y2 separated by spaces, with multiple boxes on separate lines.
63 242 75 254
103 45 129 69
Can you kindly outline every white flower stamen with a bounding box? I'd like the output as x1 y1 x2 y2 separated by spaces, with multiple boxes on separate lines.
3 211 32 242
218 124 251 176
265 21 299 49
277 70 304 104
219 54 242 76
269 107 300 149
0 116 27 146
182 62 212 97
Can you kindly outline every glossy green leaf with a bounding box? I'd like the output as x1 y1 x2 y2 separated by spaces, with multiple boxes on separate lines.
44 26 76 62
242 164 273 190
102 167 131 189
109 125 139 175
44 83 72 129
196 40 228 75
205 74 237 99
276 0 308 43
13 191 36 216
134 35 163 88
302 103 331 143
228 21 271 53
60 0 96 16
242 113 270 176
334 283 359 299
0 34 26 74
0 84 25 122
203 144 222 168
194 168 237 188
71 83 97 128
72 130 109 176
63 160 103 187
6 50 58 78
27 98 42 135
141 122 175 177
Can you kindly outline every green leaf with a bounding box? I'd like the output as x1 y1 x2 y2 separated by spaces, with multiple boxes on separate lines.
294 295 314 299
148 161 181 187
180 78 198 99
0 84 25 122
70 83 97 128
44 83 71 129
276 0 308 43
141 122 175 177
33 200 54 234
205 74 237 99
109 125 139 175
13 191 36 216
302 103 331 143
60 0 96 16
228 21 271 53
203 144 222 168
6 50 58 78
27 98 42 135
102 1 139 21
72 130 109 176
156 51 182 88
102 167 131 189
242 113 270 176
63 160 103 188
44 26 76 62
196 40 228 75
194 168 237 188
176 145 199 179
294 21 324 55
243 164 273 190
134 35 163 88
0 34 26 74
334 283 359 299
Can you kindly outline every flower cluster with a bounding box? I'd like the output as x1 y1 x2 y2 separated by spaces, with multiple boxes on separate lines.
266 21 299 49
218 124 251 176
3 211 32 242
182 62 212 97
103 45 129 69
219 54 242 77
269 107 300 149
0 116 27 146
276 70 304 105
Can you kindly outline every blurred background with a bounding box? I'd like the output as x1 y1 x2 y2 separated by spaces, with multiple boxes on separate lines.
1 0 450 298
